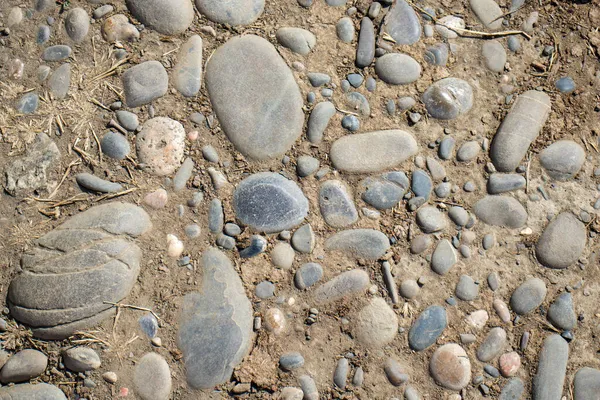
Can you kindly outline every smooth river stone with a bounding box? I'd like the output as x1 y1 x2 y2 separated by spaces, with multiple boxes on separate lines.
0 383 67 399
313 269 370 304
382 0 421 45
536 212 586 269
356 17 375 68
500 378 525 400
547 292 576 330
354 297 398 347
136 117 186 176
510 277 547 315
482 40 507 72
490 90 551 172
408 305 447 351
416 206 446 233
330 130 418 173
7 203 151 339
477 327 507 362
487 173 526 194
64 8 90 42
422 78 474 120
178 248 253 389
532 334 569 400
431 239 457 274
276 27 316 55
122 61 168 107
206 35 303 160
539 140 585 181
307 102 336 144
195 0 263 25
126 0 194 35
325 229 390 259
375 53 421 85
470 0 503 29
42 45 72 61
233 172 309 233
48 63 71 99
473 195 527 228
173 35 203 97
574 368 600 400
429 344 471 390
319 180 358 228
134 353 172 400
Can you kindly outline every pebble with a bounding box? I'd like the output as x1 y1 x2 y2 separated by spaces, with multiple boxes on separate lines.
37 25 51 44
470 0 503 29
291 224 315 254
0 383 66 399
448 206 469 226
134 353 171 400
398 96 416 111
63 347 101 372
93 5 113 19
410 235 431 254
122 61 168 107
353 367 364 387
431 239 457 274
126 0 193 34
136 117 185 175
224 223 241 237
487 173 525 194
536 212 586 269
493 299 511 322
547 292 576 330
482 40 507 72
473 195 527 228
276 27 316 55
0 349 48 383
408 305 447 351
334 358 349 388
307 102 336 144
404 385 422 400
102 14 140 42
76 173 123 193
399 279 420 299
466 310 488 330
384 358 409 386
139 313 159 338
343 91 371 116
347 73 363 88
297 156 320 177
202 145 219 162
375 54 421 85
382 0 421 45
555 77 576 94
422 78 474 120
208 199 224 234
279 352 304 371
280 387 304 400
299 375 318 400
539 140 585 181
455 275 479 301
103 372 118 384
313 269 370 304
195 0 264 25
144 189 168 209
457 141 481 162
255 281 275 299
355 297 398 347
510 277 547 315
341 115 360 131
65 8 90 42
435 16 465 39
365 77 376 91
206 35 303 160
574 368 600 399
532 334 569 400
500 378 525 400
424 43 449 66
294 263 323 290
173 35 203 97
361 173 408 210
416 206 446 233
38 65 51 82
356 17 375 68
429 344 471 390
491 90 551 171
477 327 507 362
216 234 236 250
307 72 331 87
336 17 355 43
319 180 358 228
48 63 71 99
43 46 72 62
412 169 432 200
16 92 39 114
499 352 521 377
271 243 295 269
325 229 390 259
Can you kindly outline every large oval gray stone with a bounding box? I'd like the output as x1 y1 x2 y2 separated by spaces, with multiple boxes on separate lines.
330 130 418 173
195 0 263 25
7 203 151 339
206 35 303 160
233 172 309 233
539 140 585 181
178 248 253 389
325 229 390 259
382 0 421 45
532 334 568 400
173 35 203 97
490 90 551 172
313 269 370 304
510 277 547 315
536 212 586 269
574 367 600 400
375 53 421 85
408 305 447 351
122 61 168 108
0 383 66 399
473 195 527 228
126 0 193 35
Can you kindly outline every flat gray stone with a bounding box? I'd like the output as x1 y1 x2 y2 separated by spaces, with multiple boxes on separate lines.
279 353 304 371
416 206 446 233
233 172 309 233
48 63 71 99
291 224 315 254
354 297 397 348
412 169 432 200
384 358 408 386
422 78 473 120
0 349 47 383
334 358 349 389
455 275 479 301
470 0 503 29
307 102 336 144
206 35 303 160
101 131 130 160
408 305 447 351
540 140 585 181
536 212 586 269
532 334 568 400
482 40 507 72
574 368 600 400
431 239 457 275
195 0 263 25
319 180 358 228
42 45 72 61
336 17 355 43
173 158 194 191
64 8 90 42
382 0 421 45
0 383 66 399
208 199 224 234
76 173 123 193
356 18 375 68
547 292 576 331
457 141 480 162
500 378 525 400
294 263 323 290
490 90 551 172
136 117 186 176
7 203 151 339
122 61 168 108
116 110 139 131
178 249 253 389
325 229 390 259
271 242 295 269
276 27 316 55
63 347 101 372
313 269 370 304
134 353 171 400
473 195 527 228
126 0 193 34
360 174 407 210
375 53 421 84
297 156 319 177
487 173 526 194
342 91 370 116
173 35 203 97
330 130 418 173
477 327 507 362
510 277 547 315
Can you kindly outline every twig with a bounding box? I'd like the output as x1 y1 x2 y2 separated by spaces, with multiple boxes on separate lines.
335 107 360 117
94 187 137 202
525 156 531 194
490 4 526 23
47 160 81 199
90 98 110 111
103 301 161 321
89 122 102 163
89 58 129 82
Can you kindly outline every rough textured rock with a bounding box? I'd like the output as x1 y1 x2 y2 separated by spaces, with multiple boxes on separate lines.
325 229 390 259
126 0 194 35
473 196 527 228
195 0 264 25
539 140 585 181
532 334 569 400
354 297 398 347
536 212 586 269
173 35 203 97
0 383 67 399
313 270 370 304
136 117 186 176
206 35 303 160
102 14 140 43
477 327 507 362
233 172 309 233
7 203 151 339
122 61 168 108
178 248 253 389
330 130 418 173
134 353 172 400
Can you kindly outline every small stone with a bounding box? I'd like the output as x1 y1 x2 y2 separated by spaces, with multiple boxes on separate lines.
264 308 286 335
276 27 316 55
93 5 114 18
334 358 349 389
63 347 101 372
0 383 66 399
136 117 185 176
279 353 304 371
510 277 547 315
408 305 447 351
466 310 489 329
477 327 507 362
16 92 39 114
555 77 576 94
64 8 90 42
208 199 224 234
122 61 168 107
353 367 364 387
536 212 586 269
294 263 323 290
422 78 473 120
482 40 507 72
126 0 193 34
382 0 421 45
255 281 275 299
48 63 71 99
457 141 481 162
384 358 409 386
319 180 358 228
416 206 446 233
547 292 577 330
76 173 123 193
307 102 336 144
101 131 130 160
201 145 219 163
0 349 48 383
487 173 526 194
133 353 171 400
271 243 295 269
431 239 457 275
336 17 355 43
313 270 370 304
448 206 469 226
341 115 360 131
574 368 600 400
539 140 585 181
499 352 521 377
355 298 398 347
493 299 511 322
424 43 449 66
173 35 203 97
500 378 525 400
144 189 168 209
299 375 318 400
473 195 527 228
507 36 521 52
102 14 140 42
470 0 503 29
280 387 304 400
297 156 320 177
138 313 159 338
410 235 432 254
429 344 471 390
173 158 194 191
325 229 390 259
42 45 72 61
356 17 375 68
400 280 420 299
291 224 315 254
455 275 479 301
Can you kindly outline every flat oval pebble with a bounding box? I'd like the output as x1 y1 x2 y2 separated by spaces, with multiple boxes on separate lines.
173 35 203 97
294 263 323 290
42 45 72 61
539 140 585 181
408 305 447 351
536 212 586 269
271 243 295 269
355 297 398 347
330 130 418 173
48 63 71 99
195 0 263 25
375 53 421 85
470 0 503 29
382 0 421 45
206 35 303 160
313 269 370 304
429 344 471 390
122 61 168 108
133 353 171 400
455 275 479 301
532 334 568 400
319 180 358 228
547 292 576 330
510 277 547 315
435 16 465 39
473 195 527 228
276 27 316 55
356 18 375 68
64 8 90 42
126 0 193 35
0 383 66 399
307 102 336 144
16 92 39 114
490 90 551 172
279 352 304 371
63 347 101 372
101 132 130 160
574 367 600 400
233 172 308 233
136 117 185 176
477 327 507 362
431 239 457 275
422 78 474 120
0 349 47 383
384 358 409 386
487 173 526 194
482 40 507 72
336 17 355 43
325 229 390 259
416 206 446 233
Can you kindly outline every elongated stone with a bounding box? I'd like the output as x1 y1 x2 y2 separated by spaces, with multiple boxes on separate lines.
307 102 336 144
276 27 316 55
510 277 547 315
76 173 123 193
173 35 203 97
325 229 390 259
487 173 525 194
0 383 66 399
356 18 375 68
313 270 370 304
532 334 569 400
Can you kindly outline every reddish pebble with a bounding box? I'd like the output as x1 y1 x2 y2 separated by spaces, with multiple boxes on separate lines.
119 387 129 397
144 189 168 209
493 298 511 323
499 351 521 377
188 130 199 141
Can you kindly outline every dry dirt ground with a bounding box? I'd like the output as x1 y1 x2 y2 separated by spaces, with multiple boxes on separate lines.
1 0 600 399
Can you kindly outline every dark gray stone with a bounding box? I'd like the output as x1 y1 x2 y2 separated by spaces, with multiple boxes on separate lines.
138 313 158 338
361 176 406 210
473 195 527 228
408 305 447 351
294 263 323 290
412 169 432 200
239 235 267 258
536 212 586 269
76 173 123 193
547 292 576 330
532 334 568 400
325 229 389 259
382 0 421 45
122 61 168 108
101 131 130 160
126 0 193 34
356 18 375 68
510 277 547 315
319 180 358 228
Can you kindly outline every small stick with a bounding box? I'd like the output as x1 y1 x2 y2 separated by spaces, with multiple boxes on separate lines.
89 122 102 163
103 301 161 321
90 98 110 111
107 119 128 135
47 160 81 199
490 4 526 23
89 58 129 82
335 107 360 117
95 187 137 202
525 157 531 194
